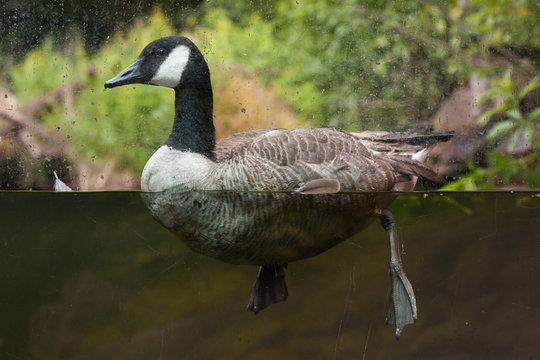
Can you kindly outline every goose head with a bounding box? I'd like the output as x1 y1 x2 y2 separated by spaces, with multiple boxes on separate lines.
105 36 210 90
105 36 216 162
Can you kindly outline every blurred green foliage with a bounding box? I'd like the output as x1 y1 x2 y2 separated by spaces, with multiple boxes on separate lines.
196 0 538 130
4 0 540 186
444 74 540 190
8 10 176 170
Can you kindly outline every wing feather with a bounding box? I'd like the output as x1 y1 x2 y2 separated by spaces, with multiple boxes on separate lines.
212 128 449 192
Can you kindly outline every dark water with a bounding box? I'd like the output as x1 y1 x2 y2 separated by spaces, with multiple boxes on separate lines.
0 191 539 359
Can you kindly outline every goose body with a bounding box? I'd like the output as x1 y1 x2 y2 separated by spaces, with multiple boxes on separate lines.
105 36 451 338
143 128 414 192
105 36 446 193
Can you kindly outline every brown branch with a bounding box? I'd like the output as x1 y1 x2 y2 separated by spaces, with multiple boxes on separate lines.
0 108 74 158
489 45 538 74
21 81 82 119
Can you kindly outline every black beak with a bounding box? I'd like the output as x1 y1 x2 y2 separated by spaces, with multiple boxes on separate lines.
105 59 145 89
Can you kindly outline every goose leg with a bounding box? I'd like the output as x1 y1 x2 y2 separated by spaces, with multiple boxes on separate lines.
378 209 417 339
246 264 288 314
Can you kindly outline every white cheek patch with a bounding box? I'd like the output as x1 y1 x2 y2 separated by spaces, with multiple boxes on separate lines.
150 45 190 88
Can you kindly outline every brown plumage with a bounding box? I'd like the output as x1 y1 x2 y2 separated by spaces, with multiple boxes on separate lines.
213 127 447 193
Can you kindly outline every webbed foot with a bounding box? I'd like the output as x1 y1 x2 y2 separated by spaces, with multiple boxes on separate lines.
379 209 417 339
246 264 288 314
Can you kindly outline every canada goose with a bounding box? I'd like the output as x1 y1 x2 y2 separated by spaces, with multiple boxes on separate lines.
105 36 446 194
105 36 451 338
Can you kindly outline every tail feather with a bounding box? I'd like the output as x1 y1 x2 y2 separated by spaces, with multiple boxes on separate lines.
354 129 452 186
378 154 447 185
354 129 454 158
361 131 454 147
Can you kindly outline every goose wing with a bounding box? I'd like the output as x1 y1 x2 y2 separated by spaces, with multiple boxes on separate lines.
215 129 273 160
215 128 399 192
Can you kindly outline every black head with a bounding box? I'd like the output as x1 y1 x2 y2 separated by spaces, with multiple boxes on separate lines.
105 36 210 90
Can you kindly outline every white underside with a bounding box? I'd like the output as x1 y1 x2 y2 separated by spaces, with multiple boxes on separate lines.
141 146 215 192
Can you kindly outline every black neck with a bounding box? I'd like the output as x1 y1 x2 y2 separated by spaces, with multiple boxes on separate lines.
165 84 216 160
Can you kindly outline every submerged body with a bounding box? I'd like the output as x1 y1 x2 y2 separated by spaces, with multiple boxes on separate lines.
143 188 393 265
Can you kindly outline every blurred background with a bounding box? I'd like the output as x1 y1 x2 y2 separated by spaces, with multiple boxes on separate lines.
0 0 538 190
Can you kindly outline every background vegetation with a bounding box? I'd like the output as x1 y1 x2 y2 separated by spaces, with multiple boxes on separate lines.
1 0 538 188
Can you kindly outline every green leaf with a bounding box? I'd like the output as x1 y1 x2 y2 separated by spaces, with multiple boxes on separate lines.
478 105 506 125
505 108 523 121
486 120 515 141
478 87 504 105
518 76 540 100
525 107 540 122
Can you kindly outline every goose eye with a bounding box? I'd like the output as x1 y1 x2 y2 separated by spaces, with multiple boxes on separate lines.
156 48 166 56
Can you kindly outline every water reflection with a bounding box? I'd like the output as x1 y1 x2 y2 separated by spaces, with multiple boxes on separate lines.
142 188 415 337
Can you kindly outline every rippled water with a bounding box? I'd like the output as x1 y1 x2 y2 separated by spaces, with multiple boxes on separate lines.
1 191 539 359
